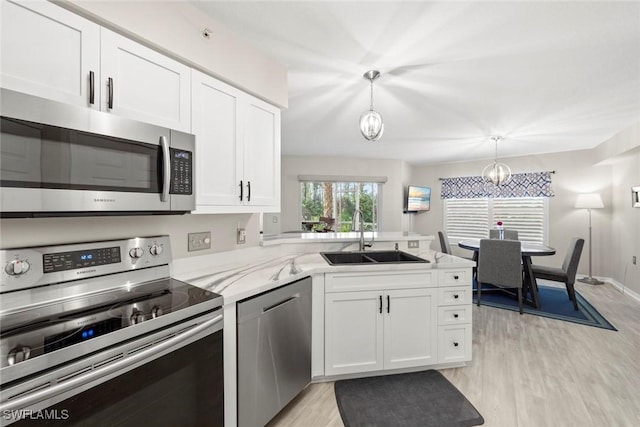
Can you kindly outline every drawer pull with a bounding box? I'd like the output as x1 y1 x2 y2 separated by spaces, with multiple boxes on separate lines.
453 275 459 280
453 313 459 318
453 342 459 347
453 294 459 299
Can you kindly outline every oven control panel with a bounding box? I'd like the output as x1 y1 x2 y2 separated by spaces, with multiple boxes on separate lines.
0 236 173 293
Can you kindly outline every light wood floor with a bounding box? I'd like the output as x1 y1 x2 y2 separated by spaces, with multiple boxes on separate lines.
267 282 640 427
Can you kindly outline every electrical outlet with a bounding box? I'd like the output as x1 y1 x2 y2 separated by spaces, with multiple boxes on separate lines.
237 228 246 245
272 216 278 223
633 256 637 265
408 240 420 249
188 232 211 251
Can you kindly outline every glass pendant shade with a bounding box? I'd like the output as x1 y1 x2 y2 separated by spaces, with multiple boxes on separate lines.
360 110 384 141
359 70 383 141
482 136 511 186
482 161 512 186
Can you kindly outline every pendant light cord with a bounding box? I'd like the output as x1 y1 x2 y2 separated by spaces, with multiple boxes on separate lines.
369 78 374 111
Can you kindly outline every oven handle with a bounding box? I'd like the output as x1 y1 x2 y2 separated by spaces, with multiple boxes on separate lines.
160 135 170 202
0 313 222 413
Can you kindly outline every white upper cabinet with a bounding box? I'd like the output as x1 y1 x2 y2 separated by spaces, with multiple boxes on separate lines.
242 97 281 208
100 29 191 132
0 0 100 109
192 71 243 207
191 69 281 213
1 0 191 131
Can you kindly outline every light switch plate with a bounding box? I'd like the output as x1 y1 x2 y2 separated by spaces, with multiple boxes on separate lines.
188 232 211 251
408 240 420 249
237 228 246 245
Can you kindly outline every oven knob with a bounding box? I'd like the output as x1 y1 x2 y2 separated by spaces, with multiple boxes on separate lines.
151 306 164 318
5 260 30 276
149 244 163 256
130 310 145 325
8 345 31 365
129 247 144 259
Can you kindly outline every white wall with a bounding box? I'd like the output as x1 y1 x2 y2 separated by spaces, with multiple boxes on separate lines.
280 156 410 233
0 213 260 259
601 123 640 292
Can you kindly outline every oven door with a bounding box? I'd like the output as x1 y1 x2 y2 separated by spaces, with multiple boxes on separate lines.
0 310 223 427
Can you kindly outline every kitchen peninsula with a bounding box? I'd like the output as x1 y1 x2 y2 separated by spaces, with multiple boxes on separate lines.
171 233 475 427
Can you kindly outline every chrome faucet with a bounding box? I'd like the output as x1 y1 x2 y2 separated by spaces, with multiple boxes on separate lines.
351 208 374 251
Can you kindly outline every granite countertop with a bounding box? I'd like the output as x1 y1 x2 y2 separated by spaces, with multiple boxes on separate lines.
172 235 474 305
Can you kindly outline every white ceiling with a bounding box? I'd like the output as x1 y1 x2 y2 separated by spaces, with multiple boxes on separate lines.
192 1 640 165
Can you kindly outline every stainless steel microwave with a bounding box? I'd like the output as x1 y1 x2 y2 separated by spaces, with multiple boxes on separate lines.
0 89 195 217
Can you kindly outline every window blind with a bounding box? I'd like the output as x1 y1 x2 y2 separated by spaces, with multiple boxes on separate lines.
444 197 547 244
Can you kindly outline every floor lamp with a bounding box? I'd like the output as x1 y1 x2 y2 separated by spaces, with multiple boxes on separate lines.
575 193 604 285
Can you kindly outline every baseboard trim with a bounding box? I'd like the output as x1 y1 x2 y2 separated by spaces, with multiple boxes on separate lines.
605 277 640 304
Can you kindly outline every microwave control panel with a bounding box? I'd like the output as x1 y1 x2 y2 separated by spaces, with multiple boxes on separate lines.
170 149 192 195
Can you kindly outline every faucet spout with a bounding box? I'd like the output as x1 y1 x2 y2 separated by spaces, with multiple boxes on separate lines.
351 209 373 251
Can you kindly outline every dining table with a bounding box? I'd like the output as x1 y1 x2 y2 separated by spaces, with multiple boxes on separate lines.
458 238 556 309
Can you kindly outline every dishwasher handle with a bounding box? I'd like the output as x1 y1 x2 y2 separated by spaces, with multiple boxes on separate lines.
263 294 299 313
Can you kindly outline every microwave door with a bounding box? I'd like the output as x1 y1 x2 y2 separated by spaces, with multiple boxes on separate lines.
0 116 170 214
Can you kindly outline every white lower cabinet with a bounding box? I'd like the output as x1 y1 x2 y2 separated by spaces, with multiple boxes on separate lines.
325 288 436 376
437 269 473 364
324 268 472 377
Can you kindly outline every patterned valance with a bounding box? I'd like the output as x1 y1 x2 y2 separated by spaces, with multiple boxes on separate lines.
441 172 555 199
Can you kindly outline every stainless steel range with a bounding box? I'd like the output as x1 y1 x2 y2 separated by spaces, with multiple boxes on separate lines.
0 236 223 426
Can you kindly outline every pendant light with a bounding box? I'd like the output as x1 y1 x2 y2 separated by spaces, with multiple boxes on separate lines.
359 70 384 141
482 136 512 186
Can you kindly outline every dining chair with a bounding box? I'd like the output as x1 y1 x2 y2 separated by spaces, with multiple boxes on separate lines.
438 231 453 254
477 239 524 314
531 237 585 310
318 216 335 232
489 229 519 240
439 231 476 279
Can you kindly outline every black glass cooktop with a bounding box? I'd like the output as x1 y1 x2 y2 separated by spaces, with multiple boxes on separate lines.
0 278 221 369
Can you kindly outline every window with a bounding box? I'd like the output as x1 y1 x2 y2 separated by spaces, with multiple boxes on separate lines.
300 181 380 231
444 197 548 244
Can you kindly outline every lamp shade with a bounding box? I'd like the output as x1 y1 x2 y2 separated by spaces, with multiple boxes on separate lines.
575 193 604 209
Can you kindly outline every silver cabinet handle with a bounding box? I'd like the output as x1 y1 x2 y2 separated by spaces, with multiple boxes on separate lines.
107 77 114 109
160 136 170 202
0 314 222 412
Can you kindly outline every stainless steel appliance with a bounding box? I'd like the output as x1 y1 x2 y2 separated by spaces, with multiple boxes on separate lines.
0 89 195 217
237 277 312 427
0 236 223 426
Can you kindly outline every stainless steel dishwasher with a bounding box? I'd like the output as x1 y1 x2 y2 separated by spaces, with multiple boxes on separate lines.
237 276 312 427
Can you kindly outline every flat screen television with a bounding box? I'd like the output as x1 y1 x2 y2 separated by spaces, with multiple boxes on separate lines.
405 185 431 212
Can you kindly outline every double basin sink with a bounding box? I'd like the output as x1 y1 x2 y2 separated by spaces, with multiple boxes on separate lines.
321 250 429 265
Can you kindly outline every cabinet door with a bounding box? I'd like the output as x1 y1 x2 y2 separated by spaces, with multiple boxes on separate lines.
242 96 281 210
191 70 243 208
384 288 437 370
1 0 100 108
325 291 383 376
100 28 191 131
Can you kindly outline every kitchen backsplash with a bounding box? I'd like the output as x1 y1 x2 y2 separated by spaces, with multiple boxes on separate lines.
0 213 259 259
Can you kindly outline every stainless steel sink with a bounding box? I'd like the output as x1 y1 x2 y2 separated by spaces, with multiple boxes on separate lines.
321 250 429 265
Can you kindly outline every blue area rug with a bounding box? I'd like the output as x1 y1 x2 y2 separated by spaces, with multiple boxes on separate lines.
473 283 617 330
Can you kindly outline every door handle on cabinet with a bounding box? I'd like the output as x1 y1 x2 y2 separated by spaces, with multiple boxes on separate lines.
379 295 382 314
239 180 243 201
107 77 114 109
387 295 390 313
247 181 251 202
89 71 95 105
